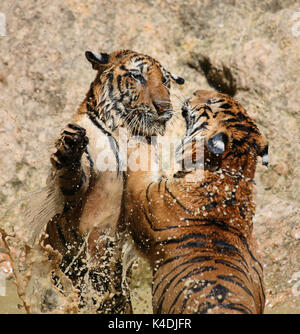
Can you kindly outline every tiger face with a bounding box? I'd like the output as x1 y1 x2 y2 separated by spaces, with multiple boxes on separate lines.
85 49 184 137
181 90 268 178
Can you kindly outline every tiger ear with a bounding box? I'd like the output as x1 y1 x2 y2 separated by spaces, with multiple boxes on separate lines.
207 132 228 155
259 144 268 167
85 51 110 70
170 73 185 85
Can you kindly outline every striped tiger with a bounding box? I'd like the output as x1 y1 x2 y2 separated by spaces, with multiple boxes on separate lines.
124 90 268 314
27 49 184 313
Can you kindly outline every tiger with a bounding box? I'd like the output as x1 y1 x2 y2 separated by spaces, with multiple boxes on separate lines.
124 90 268 314
27 49 184 313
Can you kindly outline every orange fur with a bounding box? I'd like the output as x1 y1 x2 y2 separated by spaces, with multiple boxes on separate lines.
125 90 268 314
33 49 183 313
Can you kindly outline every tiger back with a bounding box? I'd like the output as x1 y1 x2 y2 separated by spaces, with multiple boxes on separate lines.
124 90 268 314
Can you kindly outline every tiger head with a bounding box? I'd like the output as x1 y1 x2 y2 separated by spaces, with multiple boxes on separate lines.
180 90 268 179
83 49 184 137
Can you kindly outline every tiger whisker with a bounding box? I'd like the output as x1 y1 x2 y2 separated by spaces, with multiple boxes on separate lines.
153 100 173 106
128 114 139 133
172 93 187 104
137 114 143 136
115 108 137 128
131 115 141 135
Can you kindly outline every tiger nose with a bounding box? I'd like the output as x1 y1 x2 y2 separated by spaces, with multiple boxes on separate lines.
153 101 170 115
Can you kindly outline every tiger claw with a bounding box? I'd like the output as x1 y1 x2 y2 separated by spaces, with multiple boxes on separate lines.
51 123 89 169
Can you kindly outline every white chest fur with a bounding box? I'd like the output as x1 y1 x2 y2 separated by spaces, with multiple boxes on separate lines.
76 116 123 236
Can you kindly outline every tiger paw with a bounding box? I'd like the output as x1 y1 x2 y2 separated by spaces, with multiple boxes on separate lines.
51 123 89 170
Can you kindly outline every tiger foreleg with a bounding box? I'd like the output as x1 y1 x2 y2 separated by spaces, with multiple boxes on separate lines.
50 123 90 205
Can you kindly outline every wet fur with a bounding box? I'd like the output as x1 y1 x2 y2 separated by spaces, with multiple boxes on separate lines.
27 49 183 313
125 90 268 314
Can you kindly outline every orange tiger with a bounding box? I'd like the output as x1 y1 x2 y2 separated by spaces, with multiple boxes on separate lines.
27 49 184 313
124 90 268 314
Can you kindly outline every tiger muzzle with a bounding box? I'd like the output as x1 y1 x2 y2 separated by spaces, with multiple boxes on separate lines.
153 102 173 123
153 101 169 114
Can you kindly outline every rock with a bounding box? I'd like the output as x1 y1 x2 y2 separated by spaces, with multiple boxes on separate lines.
0 0 299 314
291 226 300 240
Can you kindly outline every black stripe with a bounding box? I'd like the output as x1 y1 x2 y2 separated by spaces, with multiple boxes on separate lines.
220 302 252 314
213 239 239 252
156 255 213 278
180 255 213 265
88 81 95 100
145 182 154 202
175 222 250 271
153 254 212 313
200 105 212 113
153 255 214 307
207 283 232 304
241 238 264 272
183 218 234 233
179 279 217 313
143 205 204 232
213 247 249 271
86 84 98 117
133 56 149 63
204 201 219 210
259 144 268 157
228 123 260 134
87 113 121 173
87 106 112 136
155 264 195 313
251 264 265 313
231 136 248 149
175 266 217 288
222 117 240 124
86 101 99 119
251 265 265 300
196 109 210 121
125 77 131 89
157 178 163 193
237 111 247 121
189 122 208 136
165 265 197 313
143 207 177 232
84 147 94 178
107 72 114 99
184 218 230 229
156 254 190 269
220 103 232 109
163 230 250 272
117 74 122 92
215 259 250 282
165 180 193 214
153 262 194 296
217 274 254 299
168 267 217 313
220 109 236 117
178 240 206 249
156 233 207 246
144 208 246 234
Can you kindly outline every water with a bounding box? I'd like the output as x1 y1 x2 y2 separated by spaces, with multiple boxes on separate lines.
0 279 25 314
